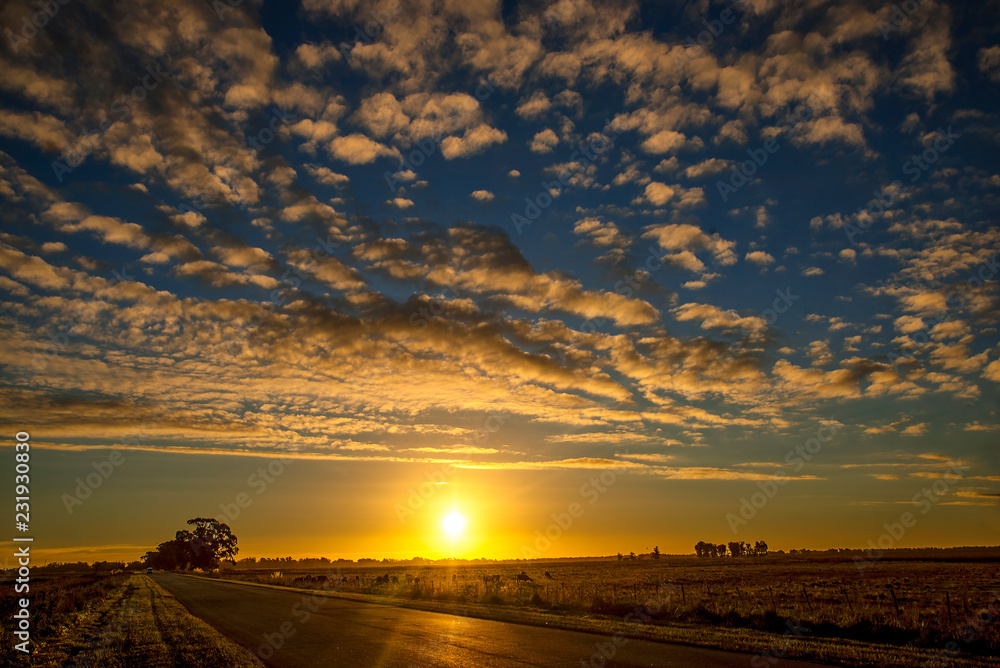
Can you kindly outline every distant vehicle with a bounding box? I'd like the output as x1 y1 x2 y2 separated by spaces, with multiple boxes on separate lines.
146 567 153 574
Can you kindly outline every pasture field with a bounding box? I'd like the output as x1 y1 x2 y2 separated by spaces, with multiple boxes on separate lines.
212 554 1000 667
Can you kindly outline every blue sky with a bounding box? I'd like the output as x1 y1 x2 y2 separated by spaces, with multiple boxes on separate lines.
0 0 998 560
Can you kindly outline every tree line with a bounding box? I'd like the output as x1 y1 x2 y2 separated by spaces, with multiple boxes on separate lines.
695 540 768 557
143 518 239 570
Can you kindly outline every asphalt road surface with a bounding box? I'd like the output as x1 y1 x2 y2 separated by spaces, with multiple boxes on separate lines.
153 573 830 668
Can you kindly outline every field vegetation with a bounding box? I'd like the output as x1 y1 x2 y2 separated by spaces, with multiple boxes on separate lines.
207 552 1000 667
0 572 258 667
0 572 129 666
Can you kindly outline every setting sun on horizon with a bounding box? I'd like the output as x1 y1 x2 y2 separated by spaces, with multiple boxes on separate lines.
442 511 467 538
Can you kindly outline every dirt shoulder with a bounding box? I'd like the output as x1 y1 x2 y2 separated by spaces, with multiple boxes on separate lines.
49 574 261 668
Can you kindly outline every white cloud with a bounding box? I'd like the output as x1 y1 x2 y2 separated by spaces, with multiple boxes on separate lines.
573 218 630 249
745 250 775 266
329 133 398 164
440 124 507 159
642 224 738 271
529 128 559 154
515 91 552 120
639 130 687 154
642 182 674 206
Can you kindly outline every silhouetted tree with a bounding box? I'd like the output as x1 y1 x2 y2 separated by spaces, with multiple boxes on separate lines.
718 543 727 557
143 518 238 570
652 546 661 559
144 538 195 570
185 517 238 567
728 541 742 557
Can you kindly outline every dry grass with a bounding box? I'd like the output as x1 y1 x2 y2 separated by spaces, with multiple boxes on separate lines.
213 555 1000 668
0 573 129 667
1 573 262 667
66 575 262 667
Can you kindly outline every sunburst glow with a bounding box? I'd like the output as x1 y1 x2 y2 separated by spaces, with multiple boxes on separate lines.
442 511 467 537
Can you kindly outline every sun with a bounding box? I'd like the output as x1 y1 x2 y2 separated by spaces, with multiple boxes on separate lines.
441 510 466 537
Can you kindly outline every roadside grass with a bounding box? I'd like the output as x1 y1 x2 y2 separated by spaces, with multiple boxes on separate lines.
65 574 261 667
0 573 129 666
203 557 1000 668
0 573 260 667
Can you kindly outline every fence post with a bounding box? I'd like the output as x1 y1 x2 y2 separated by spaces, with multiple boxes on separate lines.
889 586 900 618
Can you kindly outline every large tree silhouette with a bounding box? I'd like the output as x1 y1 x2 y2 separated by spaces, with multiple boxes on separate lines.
144 518 238 570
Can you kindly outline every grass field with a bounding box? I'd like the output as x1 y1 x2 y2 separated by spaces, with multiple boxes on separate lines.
211 554 1000 667
0 573 260 667
0 572 129 666
4 555 997 667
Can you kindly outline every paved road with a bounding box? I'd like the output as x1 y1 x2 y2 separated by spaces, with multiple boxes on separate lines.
153 573 830 668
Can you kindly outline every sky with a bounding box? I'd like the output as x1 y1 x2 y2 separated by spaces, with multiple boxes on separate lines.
0 0 998 564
